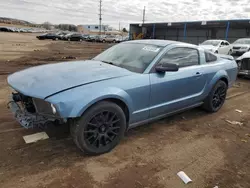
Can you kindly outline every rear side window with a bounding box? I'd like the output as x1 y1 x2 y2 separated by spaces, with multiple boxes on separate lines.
159 47 199 68
205 51 217 62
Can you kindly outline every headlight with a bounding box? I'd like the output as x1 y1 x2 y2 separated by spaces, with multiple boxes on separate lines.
238 61 241 69
51 104 57 114
241 47 248 49
32 98 59 116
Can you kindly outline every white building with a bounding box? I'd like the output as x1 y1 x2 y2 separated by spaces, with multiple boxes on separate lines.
77 24 121 35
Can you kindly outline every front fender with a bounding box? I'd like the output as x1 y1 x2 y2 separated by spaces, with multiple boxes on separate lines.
72 89 133 117
46 85 133 118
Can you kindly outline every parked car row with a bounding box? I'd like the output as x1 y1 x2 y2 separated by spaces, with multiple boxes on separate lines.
199 38 250 56
199 38 250 78
0 26 47 33
36 32 129 43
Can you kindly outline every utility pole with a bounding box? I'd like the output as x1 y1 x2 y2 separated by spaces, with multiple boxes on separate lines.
99 0 102 35
142 6 146 24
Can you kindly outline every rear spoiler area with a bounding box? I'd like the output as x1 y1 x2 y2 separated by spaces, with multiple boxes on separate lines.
217 54 235 61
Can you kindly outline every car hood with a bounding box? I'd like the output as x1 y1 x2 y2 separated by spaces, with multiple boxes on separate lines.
199 45 217 51
236 52 250 60
8 60 133 99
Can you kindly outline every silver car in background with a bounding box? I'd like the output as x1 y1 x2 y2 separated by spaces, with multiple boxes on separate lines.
102 35 117 43
232 38 250 55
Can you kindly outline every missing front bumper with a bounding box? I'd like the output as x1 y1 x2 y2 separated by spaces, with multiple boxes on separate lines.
8 100 50 129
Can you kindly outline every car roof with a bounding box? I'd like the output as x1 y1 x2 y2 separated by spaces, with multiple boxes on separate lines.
124 39 201 49
236 38 250 40
124 39 180 47
203 39 224 42
205 39 221 41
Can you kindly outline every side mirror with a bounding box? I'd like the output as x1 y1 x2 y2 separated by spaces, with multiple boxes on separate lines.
155 63 179 73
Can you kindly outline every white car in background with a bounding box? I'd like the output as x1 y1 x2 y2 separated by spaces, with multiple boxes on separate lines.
199 40 232 54
231 38 250 55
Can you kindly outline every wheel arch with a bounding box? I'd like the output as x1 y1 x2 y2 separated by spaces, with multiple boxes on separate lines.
101 98 129 125
76 96 131 126
204 70 229 98
219 76 228 86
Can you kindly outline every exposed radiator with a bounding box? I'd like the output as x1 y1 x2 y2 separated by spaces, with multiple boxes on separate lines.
241 59 250 70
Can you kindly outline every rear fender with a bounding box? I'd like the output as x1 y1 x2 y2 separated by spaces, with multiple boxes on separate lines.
205 70 229 95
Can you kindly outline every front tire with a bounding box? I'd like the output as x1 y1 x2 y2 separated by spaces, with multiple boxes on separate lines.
202 80 228 112
71 101 126 155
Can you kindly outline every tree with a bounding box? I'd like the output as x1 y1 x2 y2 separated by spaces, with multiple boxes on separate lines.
122 28 128 32
42 22 52 30
56 24 77 31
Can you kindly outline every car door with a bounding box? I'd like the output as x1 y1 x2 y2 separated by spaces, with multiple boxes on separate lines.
224 41 231 54
218 41 229 54
46 34 52 39
149 47 207 118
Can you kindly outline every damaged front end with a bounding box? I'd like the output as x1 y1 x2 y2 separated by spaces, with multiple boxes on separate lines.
8 92 63 129
237 58 250 77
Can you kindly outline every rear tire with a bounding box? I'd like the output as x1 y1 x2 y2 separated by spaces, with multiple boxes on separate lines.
70 101 126 155
202 80 228 112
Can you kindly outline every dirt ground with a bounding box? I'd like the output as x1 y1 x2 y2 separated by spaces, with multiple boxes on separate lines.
0 32 250 188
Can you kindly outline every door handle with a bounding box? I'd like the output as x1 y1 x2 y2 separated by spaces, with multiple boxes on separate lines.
195 72 202 76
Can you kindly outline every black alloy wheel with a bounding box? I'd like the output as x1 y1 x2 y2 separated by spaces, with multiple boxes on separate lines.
84 111 120 149
71 101 126 155
202 80 228 112
211 84 227 110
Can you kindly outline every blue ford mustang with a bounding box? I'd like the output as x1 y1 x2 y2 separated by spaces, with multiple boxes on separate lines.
8 40 238 155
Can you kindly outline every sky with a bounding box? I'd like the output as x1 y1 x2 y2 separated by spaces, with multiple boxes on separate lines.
0 0 250 29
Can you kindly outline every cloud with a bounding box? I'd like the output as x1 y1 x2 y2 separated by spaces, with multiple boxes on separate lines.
0 0 249 29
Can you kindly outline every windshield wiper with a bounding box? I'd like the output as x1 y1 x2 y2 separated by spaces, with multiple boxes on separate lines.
100 60 116 65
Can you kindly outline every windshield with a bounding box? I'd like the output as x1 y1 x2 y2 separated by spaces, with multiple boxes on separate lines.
233 39 250 44
93 43 162 73
201 40 220 46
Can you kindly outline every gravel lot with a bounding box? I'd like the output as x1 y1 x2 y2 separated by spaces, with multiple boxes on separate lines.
0 32 249 188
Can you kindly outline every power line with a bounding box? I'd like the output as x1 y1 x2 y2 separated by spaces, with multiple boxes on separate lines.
3 1 143 20
2 1 143 25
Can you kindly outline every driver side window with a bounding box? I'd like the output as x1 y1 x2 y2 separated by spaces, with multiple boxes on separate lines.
159 47 199 68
